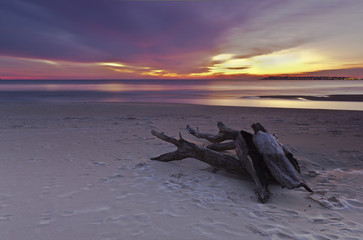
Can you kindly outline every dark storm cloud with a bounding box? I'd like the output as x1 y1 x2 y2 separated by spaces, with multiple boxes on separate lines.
0 0 249 63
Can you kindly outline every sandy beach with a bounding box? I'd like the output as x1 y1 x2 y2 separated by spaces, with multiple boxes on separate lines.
0 102 362 240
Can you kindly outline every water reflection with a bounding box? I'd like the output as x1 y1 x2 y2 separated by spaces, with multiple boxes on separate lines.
1 79 363 111
192 98 363 111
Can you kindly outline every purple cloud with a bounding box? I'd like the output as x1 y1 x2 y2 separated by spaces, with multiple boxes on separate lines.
0 0 249 66
2 0 362 78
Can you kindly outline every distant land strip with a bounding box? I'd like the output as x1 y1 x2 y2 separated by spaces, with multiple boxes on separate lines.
257 94 363 102
262 76 362 80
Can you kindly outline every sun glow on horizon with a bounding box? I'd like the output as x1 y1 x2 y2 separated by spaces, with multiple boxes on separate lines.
247 49 328 75
1 50 362 79
191 48 336 77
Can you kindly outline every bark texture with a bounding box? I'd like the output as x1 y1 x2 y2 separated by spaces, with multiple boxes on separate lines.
151 122 312 203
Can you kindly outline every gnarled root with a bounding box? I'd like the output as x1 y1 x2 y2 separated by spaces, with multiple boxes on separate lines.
151 130 248 176
151 122 313 203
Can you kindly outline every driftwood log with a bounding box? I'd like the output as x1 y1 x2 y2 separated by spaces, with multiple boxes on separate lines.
151 122 312 203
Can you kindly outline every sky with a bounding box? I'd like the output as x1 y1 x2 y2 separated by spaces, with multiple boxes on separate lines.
1 0 363 79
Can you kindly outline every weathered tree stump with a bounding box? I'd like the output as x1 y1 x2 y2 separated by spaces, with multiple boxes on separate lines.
151 122 312 203
151 130 247 175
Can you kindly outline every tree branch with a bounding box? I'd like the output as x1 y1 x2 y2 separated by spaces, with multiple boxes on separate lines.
151 130 249 176
187 121 239 143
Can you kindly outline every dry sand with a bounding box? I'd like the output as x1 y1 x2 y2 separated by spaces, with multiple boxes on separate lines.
0 103 362 240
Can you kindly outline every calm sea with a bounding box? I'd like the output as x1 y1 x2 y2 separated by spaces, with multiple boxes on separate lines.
1 79 363 111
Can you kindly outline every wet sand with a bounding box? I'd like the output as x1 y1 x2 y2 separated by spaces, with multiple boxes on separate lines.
0 103 362 240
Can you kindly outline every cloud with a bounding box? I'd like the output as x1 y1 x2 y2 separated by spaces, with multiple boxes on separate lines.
226 67 249 70
0 1 246 65
1 0 363 78
220 1 363 59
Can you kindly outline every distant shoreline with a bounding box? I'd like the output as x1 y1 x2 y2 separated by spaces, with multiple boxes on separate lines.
262 76 362 80
258 94 363 102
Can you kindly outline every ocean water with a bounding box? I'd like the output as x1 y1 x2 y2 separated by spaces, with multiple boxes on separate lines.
1 79 363 110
